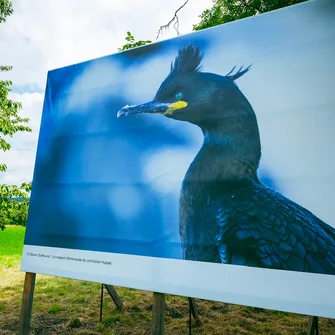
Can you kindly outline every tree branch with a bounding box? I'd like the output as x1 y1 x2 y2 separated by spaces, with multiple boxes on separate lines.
156 0 190 39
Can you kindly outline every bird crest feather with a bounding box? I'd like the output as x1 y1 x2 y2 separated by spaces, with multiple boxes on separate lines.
226 64 252 81
170 45 204 75
170 44 251 82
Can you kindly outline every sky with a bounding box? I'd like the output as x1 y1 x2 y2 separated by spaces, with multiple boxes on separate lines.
0 0 213 185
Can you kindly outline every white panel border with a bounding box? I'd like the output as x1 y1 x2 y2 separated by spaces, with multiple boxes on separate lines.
21 245 335 318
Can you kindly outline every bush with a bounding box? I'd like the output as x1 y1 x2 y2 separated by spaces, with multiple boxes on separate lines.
0 182 31 230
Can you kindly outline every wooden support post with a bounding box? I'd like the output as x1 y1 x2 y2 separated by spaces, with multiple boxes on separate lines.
104 285 123 310
188 298 199 321
151 292 165 335
307 316 319 335
99 284 123 322
100 284 104 322
19 272 36 335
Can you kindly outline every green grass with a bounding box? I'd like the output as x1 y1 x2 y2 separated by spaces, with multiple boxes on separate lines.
1 225 335 334
48 305 63 314
0 225 25 268
0 225 25 256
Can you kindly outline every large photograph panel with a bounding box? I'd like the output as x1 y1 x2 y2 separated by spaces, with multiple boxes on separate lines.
21 0 335 318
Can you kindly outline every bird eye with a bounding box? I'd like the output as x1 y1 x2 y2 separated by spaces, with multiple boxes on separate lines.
175 92 183 101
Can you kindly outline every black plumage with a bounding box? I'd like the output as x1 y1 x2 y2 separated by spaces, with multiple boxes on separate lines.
118 45 335 275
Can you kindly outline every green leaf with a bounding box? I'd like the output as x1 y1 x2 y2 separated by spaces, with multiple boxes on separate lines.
118 32 152 51
0 0 13 23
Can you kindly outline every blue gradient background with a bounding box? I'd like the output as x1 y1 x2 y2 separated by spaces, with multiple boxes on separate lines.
25 0 335 260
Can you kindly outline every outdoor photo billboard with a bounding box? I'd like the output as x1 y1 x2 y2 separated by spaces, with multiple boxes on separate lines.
21 0 335 318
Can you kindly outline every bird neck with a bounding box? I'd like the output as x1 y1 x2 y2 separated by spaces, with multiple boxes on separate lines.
186 115 261 182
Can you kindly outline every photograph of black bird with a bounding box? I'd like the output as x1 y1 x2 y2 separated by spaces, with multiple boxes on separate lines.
117 44 335 275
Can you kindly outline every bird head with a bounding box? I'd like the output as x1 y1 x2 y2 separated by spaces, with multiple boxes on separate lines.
117 44 253 128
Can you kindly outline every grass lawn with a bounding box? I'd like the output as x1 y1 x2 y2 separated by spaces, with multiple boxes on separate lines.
0 225 334 334
0 225 26 267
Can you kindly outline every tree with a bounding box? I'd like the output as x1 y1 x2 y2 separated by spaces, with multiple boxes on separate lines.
193 0 307 31
1 0 31 172
0 182 31 229
0 0 32 230
0 65 31 172
0 0 12 23
120 0 308 52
